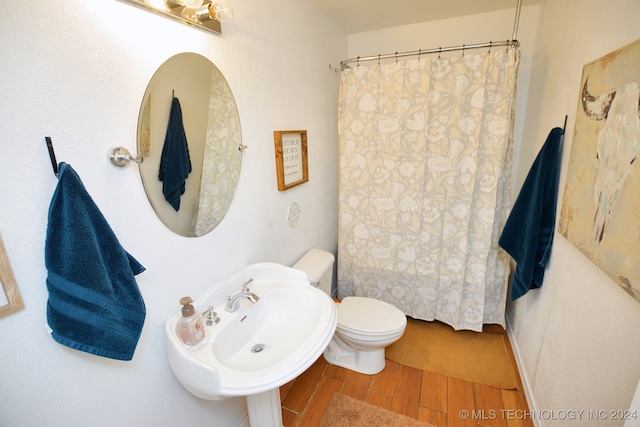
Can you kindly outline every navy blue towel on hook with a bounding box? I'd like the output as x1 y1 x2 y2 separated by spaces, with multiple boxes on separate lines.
499 127 563 301
159 96 192 211
45 162 146 360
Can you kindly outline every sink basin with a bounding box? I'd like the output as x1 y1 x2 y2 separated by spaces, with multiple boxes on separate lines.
165 263 337 401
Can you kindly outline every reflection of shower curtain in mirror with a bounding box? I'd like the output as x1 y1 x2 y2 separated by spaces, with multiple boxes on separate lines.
190 67 240 237
337 49 520 331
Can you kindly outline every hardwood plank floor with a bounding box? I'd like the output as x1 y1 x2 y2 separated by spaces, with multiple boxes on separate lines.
280 325 532 427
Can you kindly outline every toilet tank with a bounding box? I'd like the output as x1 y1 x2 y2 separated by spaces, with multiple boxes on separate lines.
292 249 334 297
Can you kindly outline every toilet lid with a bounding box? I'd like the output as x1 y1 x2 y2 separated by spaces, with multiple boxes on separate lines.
338 297 406 334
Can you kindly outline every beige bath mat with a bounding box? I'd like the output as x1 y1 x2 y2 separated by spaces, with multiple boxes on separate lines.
320 393 435 427
386 317 520 389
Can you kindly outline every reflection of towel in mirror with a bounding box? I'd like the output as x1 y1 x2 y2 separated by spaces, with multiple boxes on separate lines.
159 97 192 211
499 127 563 301
45 162 146 361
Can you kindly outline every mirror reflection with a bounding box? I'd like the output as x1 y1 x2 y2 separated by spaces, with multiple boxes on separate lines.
138 52 242 237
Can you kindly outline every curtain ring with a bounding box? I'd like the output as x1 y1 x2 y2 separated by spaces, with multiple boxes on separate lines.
418 49 422 61
357 56 360 67
438 47 441 60
395 52 398 63
462 44 465 57
488 41 492 55
377 54 381 66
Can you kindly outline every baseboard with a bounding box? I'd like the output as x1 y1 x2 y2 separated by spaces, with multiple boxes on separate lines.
505 316 543 427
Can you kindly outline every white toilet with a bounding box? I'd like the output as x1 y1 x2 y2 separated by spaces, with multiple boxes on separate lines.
293 249 407 375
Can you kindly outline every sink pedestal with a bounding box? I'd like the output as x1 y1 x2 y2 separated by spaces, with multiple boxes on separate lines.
247 389 283 427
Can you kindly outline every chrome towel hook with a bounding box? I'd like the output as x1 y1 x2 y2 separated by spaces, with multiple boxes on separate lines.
108 146 143 168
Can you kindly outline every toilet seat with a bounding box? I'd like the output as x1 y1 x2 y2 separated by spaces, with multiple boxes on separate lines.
337 297 406 336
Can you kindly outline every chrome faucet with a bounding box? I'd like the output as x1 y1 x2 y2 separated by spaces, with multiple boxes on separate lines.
225 279 260 312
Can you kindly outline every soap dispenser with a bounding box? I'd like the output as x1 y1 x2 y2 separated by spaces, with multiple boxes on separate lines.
177 296 205 345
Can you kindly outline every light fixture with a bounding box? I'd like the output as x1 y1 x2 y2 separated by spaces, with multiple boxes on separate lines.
176 0 204 7
209 0 233 23
165 0 204 9
181 0 232 24
120 0 233 35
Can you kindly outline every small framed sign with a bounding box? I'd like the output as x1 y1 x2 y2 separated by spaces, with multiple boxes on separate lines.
274 130 308 191
0 232 24 318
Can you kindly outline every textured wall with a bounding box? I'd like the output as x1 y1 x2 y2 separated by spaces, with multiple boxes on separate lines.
0 1 344 425
507 0 640 424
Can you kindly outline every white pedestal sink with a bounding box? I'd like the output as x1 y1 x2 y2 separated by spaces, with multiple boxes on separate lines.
246 389 284 427
165 263 337 426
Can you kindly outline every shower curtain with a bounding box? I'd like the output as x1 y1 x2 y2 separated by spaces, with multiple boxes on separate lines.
337 48 520 331
190 66 241 237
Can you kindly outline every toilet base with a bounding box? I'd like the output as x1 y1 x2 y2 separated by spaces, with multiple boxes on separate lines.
322 336 386 375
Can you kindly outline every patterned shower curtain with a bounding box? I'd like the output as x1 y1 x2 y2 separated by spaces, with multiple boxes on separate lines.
190 66 241 237
337 49 520 331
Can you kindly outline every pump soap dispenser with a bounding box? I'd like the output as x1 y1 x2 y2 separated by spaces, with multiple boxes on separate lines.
177 296 205 345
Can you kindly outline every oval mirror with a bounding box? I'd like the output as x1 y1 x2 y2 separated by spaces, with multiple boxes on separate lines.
137 52 242 237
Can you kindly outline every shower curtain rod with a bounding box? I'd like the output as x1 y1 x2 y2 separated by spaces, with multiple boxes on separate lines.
330 0 523 71
329 39 519 70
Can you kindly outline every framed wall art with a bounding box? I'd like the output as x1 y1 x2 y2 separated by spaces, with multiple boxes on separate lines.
274 130 308 191
0 232 24 318
558 38 640 303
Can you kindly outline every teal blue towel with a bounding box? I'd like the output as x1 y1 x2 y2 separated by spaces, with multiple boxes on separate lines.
45 162 146 361
499 128 563 301
159 97 192 211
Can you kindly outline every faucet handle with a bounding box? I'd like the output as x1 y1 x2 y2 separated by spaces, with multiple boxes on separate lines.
242 278 254 291
203 306 220 326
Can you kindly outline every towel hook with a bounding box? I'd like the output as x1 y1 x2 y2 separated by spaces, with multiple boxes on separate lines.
108 146 143 168
45 136 59 177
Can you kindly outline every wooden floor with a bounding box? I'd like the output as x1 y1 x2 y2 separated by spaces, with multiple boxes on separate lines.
279 325 533 427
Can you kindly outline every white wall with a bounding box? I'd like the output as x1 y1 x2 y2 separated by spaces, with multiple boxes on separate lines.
0 1 344 426
508 0 640 425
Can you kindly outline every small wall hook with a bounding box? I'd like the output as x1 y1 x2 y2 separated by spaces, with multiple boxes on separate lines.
45 136 59 177
108 146 143 168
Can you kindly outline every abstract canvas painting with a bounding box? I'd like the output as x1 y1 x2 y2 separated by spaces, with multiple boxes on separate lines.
559 38 640 303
